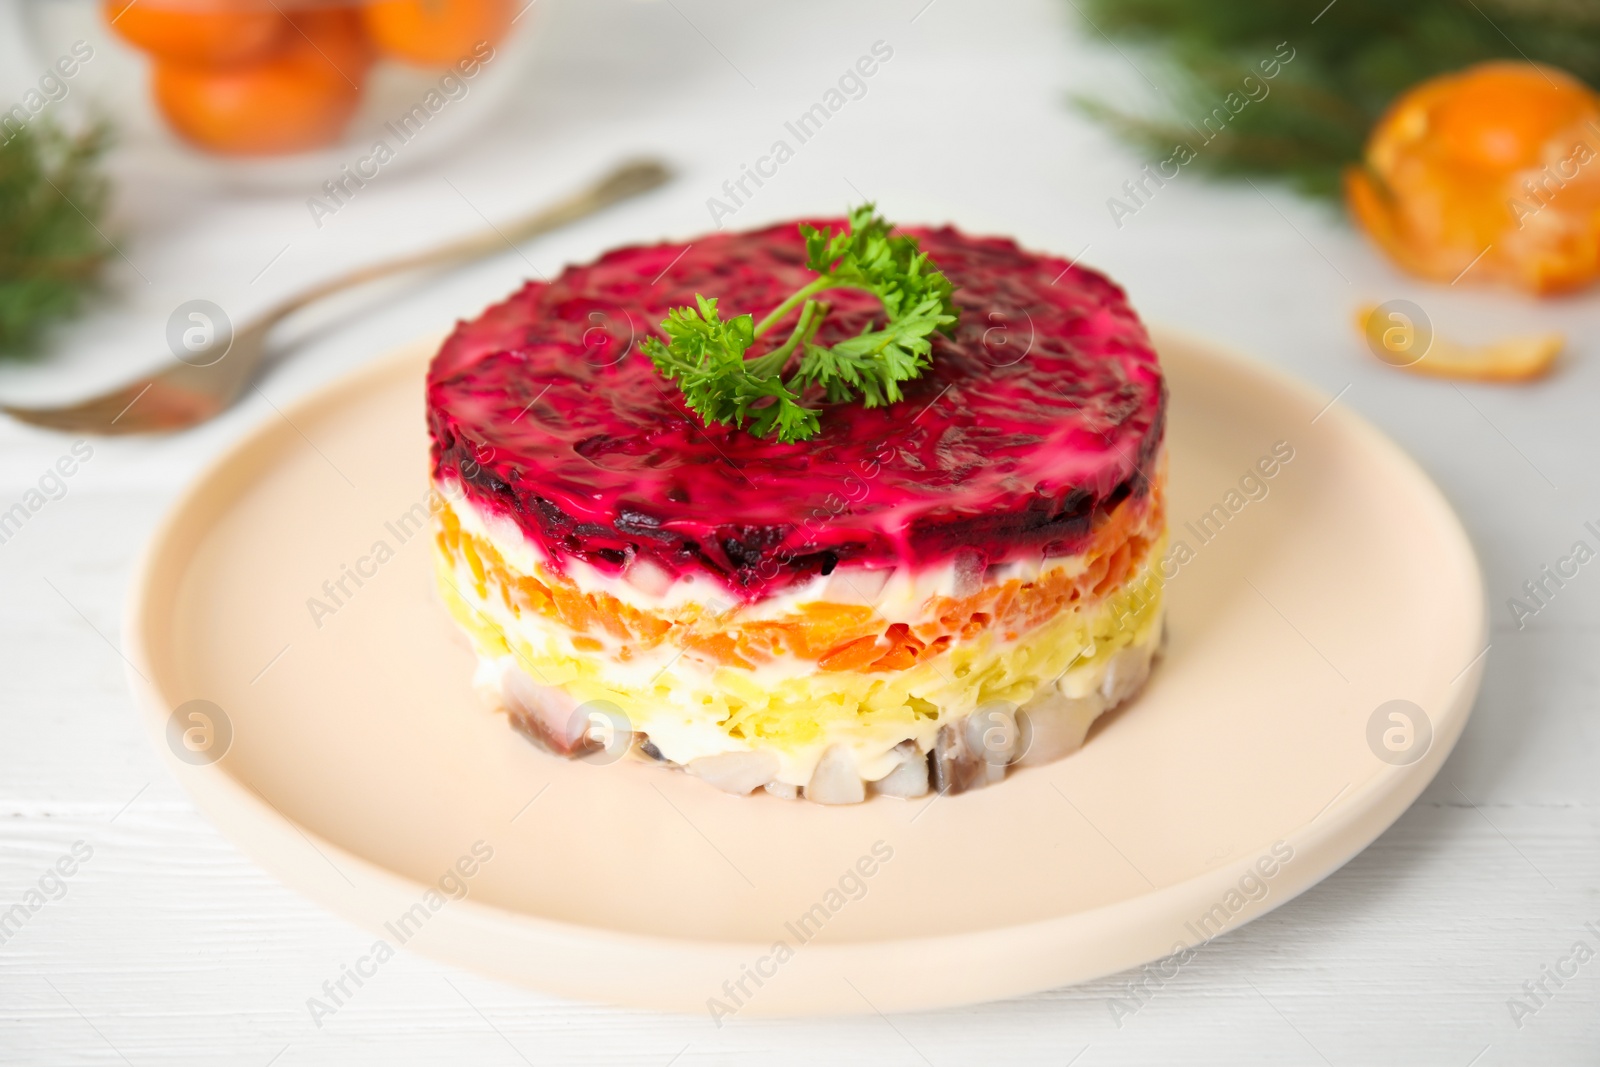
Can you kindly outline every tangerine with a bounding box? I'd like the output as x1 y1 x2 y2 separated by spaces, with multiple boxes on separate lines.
152 8 372 155
361 0 511 68
104 0 287 67
1347 61 1600 294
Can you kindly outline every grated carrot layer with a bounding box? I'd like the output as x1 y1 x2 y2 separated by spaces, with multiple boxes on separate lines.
434 475 1163 674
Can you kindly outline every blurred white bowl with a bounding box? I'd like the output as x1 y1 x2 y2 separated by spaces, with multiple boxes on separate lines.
11 0 537 192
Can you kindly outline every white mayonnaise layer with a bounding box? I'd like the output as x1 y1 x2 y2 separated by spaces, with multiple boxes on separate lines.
438 475 1095 623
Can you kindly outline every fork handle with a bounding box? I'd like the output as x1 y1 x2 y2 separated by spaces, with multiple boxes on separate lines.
259 159 671 328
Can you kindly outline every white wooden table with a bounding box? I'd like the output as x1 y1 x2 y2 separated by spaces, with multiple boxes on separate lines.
2 0 1597 1062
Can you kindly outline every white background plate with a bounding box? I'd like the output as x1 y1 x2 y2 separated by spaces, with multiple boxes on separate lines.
125 328 1486 1016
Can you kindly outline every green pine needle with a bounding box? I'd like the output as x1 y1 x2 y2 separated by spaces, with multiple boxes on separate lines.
642 204 958 443
1071 0 1600 199
0 118 112 357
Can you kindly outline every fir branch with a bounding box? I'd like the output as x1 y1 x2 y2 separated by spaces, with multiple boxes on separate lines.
0 118 112 357
1072 0 1600 198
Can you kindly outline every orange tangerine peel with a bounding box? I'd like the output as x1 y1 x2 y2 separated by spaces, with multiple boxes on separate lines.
1356 304 1562 381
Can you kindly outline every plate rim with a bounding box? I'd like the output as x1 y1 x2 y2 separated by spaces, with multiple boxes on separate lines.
123 326 1488 1016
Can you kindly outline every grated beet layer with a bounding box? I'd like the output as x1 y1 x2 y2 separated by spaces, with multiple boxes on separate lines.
427 219 1165 602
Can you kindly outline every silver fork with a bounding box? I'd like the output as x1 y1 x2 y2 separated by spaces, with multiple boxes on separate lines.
1 159 672 435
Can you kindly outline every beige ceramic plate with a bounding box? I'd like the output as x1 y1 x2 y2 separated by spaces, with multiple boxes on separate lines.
125 329 1486 1016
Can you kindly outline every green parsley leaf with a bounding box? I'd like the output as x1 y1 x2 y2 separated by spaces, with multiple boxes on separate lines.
641 204 958 443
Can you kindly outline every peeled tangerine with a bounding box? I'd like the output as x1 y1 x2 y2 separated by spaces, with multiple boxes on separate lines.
1346 61 1600 295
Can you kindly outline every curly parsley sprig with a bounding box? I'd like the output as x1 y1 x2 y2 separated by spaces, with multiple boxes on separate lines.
642 204 958 443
